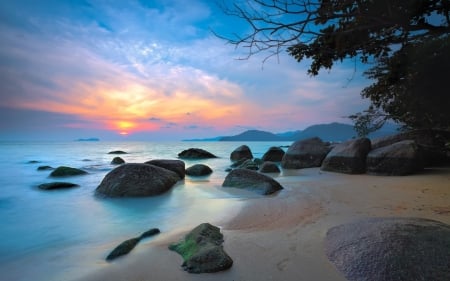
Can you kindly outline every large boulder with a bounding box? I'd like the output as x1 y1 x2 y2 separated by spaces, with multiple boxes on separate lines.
321 138 371 174
96 163 179 197
262 146 285 162
258 161 280 173
169 223 233 273
281 137 331 169
366 140 422 175
230 145 253 162
325 217 450 281
178 148 217 159
50 166 87 177
145 159 185 179
222 168 283 195
186 164 213 176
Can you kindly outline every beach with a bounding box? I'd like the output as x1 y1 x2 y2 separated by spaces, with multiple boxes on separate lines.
77 166 450 281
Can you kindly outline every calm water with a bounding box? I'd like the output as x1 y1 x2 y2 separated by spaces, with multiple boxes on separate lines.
0 141 291 281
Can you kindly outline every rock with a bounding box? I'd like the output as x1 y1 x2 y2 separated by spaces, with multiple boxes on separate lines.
325 217 450 281
222 168 283 195
186 164 213 176
178 148 218 159
169 223 233 273
27 160 41 164
37 165 54 171
96 163 179 197
262 146 285 162
259 161 280 173
111 157 125 165
140 228 160 239
281 137 331 169
230 145 253 162
38 182 79 190
321 138 371 174
108 150 127 154
236 159 259 170
106 237 140 261
145 159 185 179
50 166 88 177
366 140 423 175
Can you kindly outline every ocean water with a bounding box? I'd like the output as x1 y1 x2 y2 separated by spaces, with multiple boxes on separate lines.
0 141 291 281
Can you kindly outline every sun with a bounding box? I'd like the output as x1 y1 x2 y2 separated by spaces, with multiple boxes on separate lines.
119 131 129 136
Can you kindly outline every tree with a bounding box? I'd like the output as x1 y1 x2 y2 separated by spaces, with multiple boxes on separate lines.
217 0 450 130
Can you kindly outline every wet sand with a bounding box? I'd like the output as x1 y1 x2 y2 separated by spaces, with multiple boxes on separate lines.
76 167 450 281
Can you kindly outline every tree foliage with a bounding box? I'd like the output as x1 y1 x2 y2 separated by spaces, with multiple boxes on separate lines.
218 0 450 130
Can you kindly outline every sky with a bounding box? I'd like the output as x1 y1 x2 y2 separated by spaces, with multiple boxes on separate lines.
0 0 371 141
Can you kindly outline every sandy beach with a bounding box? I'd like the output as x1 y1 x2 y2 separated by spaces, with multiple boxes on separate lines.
76 167 450 281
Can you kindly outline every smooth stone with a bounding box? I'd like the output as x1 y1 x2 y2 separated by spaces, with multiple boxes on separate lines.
49 166 87 177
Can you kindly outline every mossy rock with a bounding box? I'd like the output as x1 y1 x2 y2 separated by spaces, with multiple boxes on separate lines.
140 228 160 239
169 223 232 273
50 166 87 177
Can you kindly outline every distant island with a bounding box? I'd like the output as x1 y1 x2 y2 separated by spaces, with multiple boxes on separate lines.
76 138 100 142
184 122 399 142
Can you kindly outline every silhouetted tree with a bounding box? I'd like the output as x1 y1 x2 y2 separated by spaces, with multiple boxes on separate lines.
218 0 450 130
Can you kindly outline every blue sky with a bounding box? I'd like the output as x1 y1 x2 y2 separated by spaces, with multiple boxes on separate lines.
0 0 371 141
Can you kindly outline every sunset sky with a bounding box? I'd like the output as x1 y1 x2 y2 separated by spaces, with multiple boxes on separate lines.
0 0 371 141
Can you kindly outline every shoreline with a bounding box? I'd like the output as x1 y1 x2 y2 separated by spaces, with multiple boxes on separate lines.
76 166 450 281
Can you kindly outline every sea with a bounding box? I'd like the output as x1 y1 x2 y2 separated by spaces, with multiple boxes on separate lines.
0 140 292 281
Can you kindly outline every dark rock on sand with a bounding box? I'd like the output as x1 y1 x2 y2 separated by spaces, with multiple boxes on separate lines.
96 163 179 197
262 146 285 162
222 168 283 195
259 161 280 173
140 228 161 239
169 223 233 273
38 182 79 190
50 166 87 177
325 217 450 281
111 157 125 165
281 137 330 169
106 237 140 261
230 145 253 162
37 165 54 171
178 148 217 159
186 164 213 176
321 138 371 174
366 140 422 175
145 159 185 179
108 150 128 154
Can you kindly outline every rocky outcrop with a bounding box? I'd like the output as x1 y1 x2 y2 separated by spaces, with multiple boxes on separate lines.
38 182 79 190
281 137 330 169
222 168 283 195
325 217 450 281
262 146 285 162
111 157 125 165
169 223 233 273
259 161 280 173
96 163 179 197
178 148 218 159
106 228 160 261
50 166 87 177
366 140 422 175
230 145 253 162
108 150 127 154
321 138 371 174
145 159 185 179
186 164 213 176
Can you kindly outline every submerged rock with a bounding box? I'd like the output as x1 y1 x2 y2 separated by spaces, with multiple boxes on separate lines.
37 165 54 171
96 163 179 197
145 159 185 179
108 150 127 154
321 138 371 174
222 168 283 195
178 148 218 159
230 145 253 162
111 157 125 165
325 217 450 281
186 164 213 176
281 137 330 169
38 182 79 190
169 223 233 273
50 166 87 177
